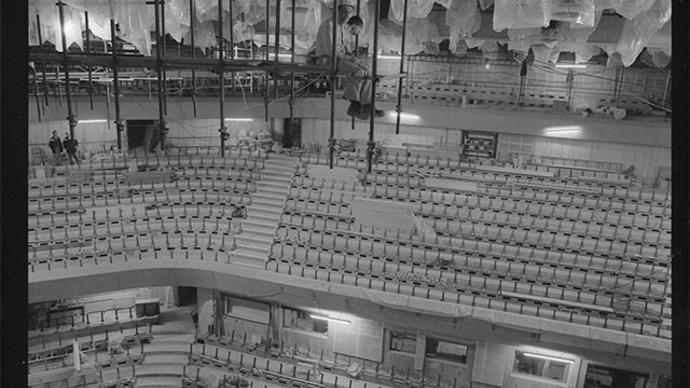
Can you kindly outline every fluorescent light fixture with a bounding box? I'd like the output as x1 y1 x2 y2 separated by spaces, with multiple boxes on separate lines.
378 54 401 59
543 125 581 135
389 111 420 120
309 314 350 325
224 118 254 122
267 53 293 59
522 352 574 364
78 119 108 124
555 63 587 68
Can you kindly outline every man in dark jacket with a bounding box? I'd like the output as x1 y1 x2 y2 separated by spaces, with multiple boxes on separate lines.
48 131 63 165
63 133 81 165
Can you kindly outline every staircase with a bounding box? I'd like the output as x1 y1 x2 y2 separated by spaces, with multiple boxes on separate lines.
230 154 298 268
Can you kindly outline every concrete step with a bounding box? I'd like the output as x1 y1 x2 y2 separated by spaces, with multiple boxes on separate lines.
263 163 296 172
235 234 273 248
245 212 281 226
238 224 275 237
241 218 280 230
251 198 284 209
257 181 292 190
255 186 289 196
260 175 293 184
252 191 286 201
235 242 270 256
134 375 183 387
230 251 268 268
141 354 190 365
247 206 282 217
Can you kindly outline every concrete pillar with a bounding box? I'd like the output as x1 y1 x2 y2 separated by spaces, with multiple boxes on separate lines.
414 330 426 371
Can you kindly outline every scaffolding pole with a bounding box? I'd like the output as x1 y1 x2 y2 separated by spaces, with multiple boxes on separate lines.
57 1 77 140
110 19 124 151
328 0 338 169
36 14 50 107
367 0 380 173
149 0 168 151
218 0 228 157
351 0 361 130
85 11 94 110
274 0 281 100
190 0 198 116
264 0 270 121
288 0 295 141
394 0 408 134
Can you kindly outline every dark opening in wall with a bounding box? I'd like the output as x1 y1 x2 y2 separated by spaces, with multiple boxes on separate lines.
126 119 160 151
177 287 197 307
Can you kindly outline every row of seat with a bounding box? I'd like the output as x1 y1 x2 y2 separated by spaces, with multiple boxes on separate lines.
272 224 668 304
525 163 629 182
266 258 668 339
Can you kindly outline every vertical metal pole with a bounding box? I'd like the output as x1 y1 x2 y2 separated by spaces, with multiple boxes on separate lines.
150 0 167 151
57 1 77 140
328 2 338 169
32 64 42 122
274 0 281 99
229 0 235 94
351 0 361 130
85 11 94 110
288 0 295 141
367 0 380 173
161 0 168 116
36 14 50 107
394 0 408 134
110 20 123 151
218 0 227 157
264 0 270 121
190 0 198 116
566 70 574 111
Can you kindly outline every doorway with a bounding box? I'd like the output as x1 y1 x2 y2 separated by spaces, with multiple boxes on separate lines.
126 119 160 151
282 118 301 148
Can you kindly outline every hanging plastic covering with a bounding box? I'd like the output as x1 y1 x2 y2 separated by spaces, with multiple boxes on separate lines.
388 0 435 25
183 20 217 50
65 0 112 40
493 0 552 32
479 0 495 10
237 0 268 25
195 0 218 20
593 0 616 10
610 0 655 20
163 0 191 42
548 0 595 28
615 0 670 66
435 0 452 9
446 0 481 54
507 28 559 52
29 0 84 50
531 44 554 63
646 47 670 68
110 0 155 55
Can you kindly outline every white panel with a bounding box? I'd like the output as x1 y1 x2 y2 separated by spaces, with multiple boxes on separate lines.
332 317 384 362
472 341 509 386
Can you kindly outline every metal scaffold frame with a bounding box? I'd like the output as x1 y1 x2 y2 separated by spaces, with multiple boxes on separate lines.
28 0 409 164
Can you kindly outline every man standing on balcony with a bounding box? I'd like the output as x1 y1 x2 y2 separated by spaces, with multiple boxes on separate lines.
63 133 81 166
48 131 64 165
314 1 384 120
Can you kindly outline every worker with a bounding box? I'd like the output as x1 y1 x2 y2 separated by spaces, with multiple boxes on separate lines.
314 1 384 120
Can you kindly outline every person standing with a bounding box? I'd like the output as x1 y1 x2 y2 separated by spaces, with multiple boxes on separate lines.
48 131 64 165
63 133 81 165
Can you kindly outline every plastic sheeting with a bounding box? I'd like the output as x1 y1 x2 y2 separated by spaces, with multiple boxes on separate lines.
29 0 84 50
163 0 191 42
446 0 481 53
548 0 595 28
647 47 670 68
111 0 155 56
611 0 655 20
388 0 435 25
479 0 495 10
615 0 671 67
493 0 551 32
237 0 268 25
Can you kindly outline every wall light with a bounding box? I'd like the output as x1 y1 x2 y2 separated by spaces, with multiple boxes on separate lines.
267 53 293 59
555 63 587 69
378 54 401 59
543 125 581 135
78 119 108 124
224 118 254 122
522 352 574 364
309 314 351 325
389 111 420 121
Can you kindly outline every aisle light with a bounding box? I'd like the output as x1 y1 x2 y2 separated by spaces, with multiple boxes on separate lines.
224 118 254 122
78 119 108 124
543 125 581 135
267 53 293 59
389 111 420 121
522 352 574 364
378 54 401 59
309 314 351 325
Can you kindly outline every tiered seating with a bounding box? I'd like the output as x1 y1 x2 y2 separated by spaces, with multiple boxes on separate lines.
267 149 671 339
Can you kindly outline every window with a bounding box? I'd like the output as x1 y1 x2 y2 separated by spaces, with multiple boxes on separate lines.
283 308 328 334
425 338 469 364
513 351 572 383
389 331 416 354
